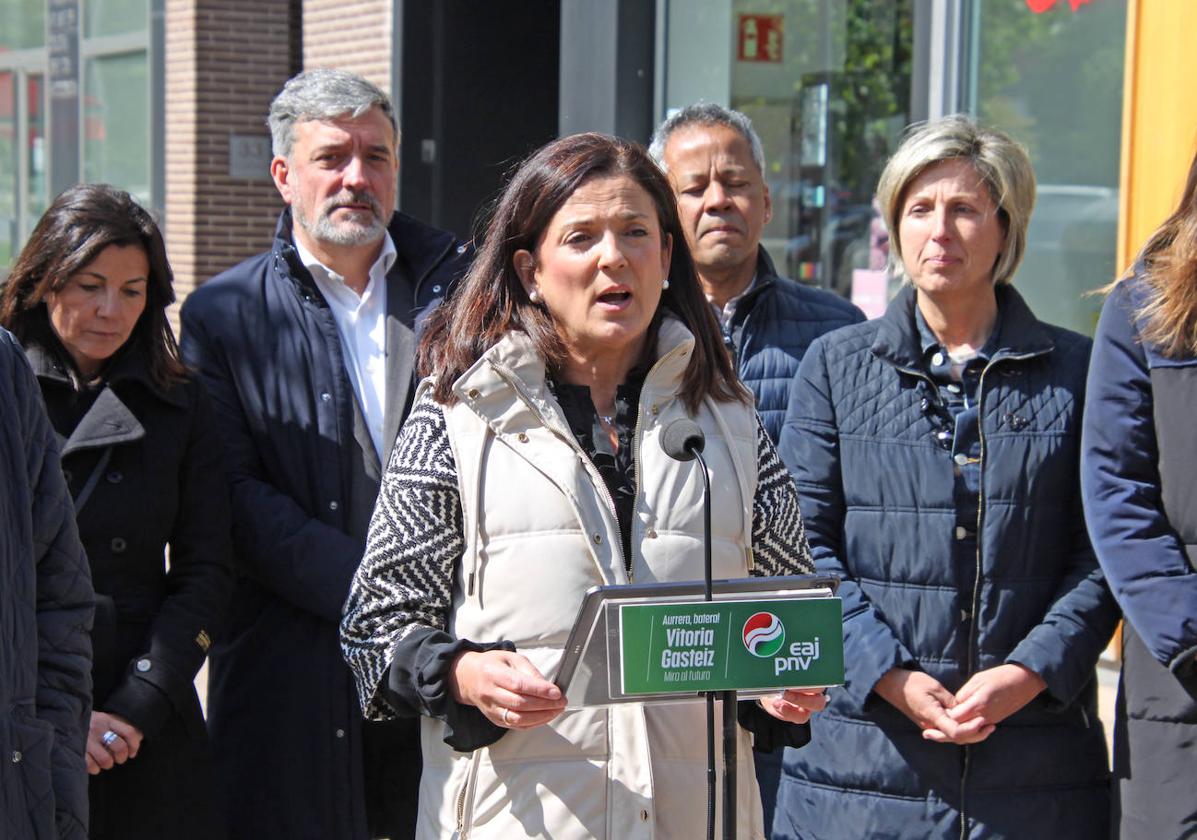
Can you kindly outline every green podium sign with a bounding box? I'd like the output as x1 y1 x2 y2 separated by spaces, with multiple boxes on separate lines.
618 597 844 695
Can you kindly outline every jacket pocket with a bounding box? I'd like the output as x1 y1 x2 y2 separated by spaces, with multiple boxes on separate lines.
6 713 57 840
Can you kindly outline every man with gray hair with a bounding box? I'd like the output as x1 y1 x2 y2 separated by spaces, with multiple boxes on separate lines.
651 103 863 833
180 69 470 840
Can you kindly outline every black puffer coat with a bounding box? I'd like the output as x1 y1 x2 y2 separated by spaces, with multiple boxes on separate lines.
180 210 470 840
1082 274 1197 838
27 338 233 840
775 285 1120 839
0 328 93 840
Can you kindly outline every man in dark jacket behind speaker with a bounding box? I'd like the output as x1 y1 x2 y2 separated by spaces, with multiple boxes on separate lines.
180 70 470 840
650 103 863 831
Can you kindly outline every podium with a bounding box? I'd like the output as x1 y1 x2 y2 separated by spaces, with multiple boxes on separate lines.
554 574 844 707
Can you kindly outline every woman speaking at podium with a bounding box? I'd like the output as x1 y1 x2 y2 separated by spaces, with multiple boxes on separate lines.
341 132 824 839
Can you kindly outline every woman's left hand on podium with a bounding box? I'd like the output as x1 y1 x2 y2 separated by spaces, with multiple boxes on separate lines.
759 688 829 724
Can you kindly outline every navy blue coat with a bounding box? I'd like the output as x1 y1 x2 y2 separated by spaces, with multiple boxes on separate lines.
775 286 1119 839
733 250 864 443
0 329 93 840
731 250 862 830
1081 274 1197 838
180 211 469 840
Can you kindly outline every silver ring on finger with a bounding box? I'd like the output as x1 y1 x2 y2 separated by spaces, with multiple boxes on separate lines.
101 730 120 748
501 708 512 727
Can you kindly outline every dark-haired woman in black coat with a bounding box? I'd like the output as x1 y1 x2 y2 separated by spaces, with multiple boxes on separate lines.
0 184 232 840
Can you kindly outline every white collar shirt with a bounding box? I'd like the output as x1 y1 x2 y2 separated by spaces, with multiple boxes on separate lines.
708 272 759 332
295 234 397 459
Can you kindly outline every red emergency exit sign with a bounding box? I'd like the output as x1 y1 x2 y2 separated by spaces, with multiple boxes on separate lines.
738 14 783 63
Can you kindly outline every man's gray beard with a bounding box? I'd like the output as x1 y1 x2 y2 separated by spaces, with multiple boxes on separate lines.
294 198 386 247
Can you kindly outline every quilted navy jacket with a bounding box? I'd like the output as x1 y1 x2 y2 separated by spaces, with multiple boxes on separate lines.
774 285 1119 840
732 250 864 443
0 329 93 840
1081 274 1197 837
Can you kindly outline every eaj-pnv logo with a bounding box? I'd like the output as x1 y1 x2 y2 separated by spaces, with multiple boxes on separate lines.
742 612 785 658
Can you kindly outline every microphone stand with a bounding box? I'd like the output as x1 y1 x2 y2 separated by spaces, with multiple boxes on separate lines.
688 443 737 840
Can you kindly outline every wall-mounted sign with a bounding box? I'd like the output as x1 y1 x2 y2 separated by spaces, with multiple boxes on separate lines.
47 0 80 193
738 15 783 64
228 134 273 180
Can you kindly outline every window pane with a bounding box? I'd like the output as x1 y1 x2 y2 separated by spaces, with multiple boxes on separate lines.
0 72 16 271
968 0 1126 334
0 0 47 50
82 52 149 202
84 0 148 38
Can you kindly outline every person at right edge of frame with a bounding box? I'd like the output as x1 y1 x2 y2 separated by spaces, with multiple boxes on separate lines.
0 327 93 840
1081 147 1197 839
180 69 471 840
774 115 1121 839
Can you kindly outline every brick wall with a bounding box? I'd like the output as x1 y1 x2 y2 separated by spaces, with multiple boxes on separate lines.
164 0 300 323
302 0 393 94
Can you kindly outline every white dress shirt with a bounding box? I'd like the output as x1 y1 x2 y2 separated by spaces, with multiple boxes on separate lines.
295 234 397 459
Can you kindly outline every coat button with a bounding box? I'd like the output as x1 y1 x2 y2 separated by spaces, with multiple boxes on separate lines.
321 392 332 403
467 388 480 400
136 658 152 672
955 526 968 540
645 529 658 539
106 470 123 484
961 609 971 623
517 433 529 443
640 809 649 821
932 352 945 366
110 537 127 553
593 533 602 544
953 453 969 466
432 284 442 294
11 750 21 763
329 501 339 511
335 728 345 738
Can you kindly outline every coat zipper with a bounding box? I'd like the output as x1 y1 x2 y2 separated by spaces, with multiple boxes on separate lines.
959 350 1040 840
454 751 482 837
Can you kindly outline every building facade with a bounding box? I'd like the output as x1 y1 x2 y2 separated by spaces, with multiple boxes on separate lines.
0 0 1189 333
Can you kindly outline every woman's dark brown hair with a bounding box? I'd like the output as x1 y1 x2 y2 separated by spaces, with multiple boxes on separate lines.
418 132 748 412
0 183 186 387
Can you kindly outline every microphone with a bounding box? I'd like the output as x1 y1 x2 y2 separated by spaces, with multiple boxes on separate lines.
661 418 705 461
659 417 734 840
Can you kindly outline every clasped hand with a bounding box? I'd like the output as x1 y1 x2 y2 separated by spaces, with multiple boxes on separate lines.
875 664 1046 745
86 711 144 775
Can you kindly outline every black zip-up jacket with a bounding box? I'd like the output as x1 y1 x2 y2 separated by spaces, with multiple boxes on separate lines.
180 210 471 840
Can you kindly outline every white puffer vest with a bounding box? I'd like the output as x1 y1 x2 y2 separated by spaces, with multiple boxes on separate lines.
417 318 764 839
